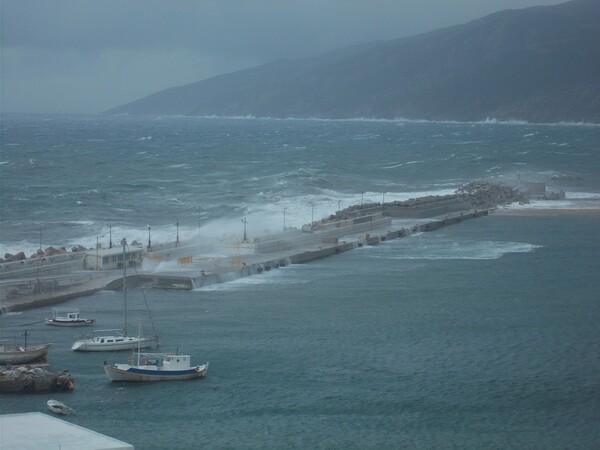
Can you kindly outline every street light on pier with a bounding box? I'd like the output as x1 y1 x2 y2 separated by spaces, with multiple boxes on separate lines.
22 330 30 348
283 208 287 231
242 217 247 242
109 225 113 248
176 218 180 247
147 224 152 252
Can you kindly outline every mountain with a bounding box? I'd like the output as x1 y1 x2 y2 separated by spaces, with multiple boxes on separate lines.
108 0 600 123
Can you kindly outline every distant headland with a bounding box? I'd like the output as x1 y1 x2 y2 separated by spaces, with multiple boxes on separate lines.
108 0 600 124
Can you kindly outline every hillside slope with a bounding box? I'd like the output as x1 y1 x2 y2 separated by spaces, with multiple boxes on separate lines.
109 0 600 123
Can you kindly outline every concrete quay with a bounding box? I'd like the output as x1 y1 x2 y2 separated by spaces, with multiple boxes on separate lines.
0 209 489 313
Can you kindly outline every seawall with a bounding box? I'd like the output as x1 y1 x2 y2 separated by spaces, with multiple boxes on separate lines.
0 209 488 313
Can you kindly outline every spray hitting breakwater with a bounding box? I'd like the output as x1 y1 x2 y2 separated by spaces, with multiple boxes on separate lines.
0 198 489 312
0 181 535 265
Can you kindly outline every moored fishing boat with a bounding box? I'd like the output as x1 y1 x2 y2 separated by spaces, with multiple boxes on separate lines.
45 308 95 327
0 342 51 365
104 352 208 382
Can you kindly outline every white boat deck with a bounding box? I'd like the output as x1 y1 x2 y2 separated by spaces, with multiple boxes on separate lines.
0 412 134 450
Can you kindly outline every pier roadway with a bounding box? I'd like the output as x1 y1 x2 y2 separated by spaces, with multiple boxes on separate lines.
0 210 488 313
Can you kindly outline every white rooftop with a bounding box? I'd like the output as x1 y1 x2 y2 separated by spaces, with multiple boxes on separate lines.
0 413 134 450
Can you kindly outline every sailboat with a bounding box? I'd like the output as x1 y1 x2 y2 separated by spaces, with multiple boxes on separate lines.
71 238 158 352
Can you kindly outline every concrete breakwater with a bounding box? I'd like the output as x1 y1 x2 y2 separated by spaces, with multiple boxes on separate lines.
1 209 487 309
0 202 491 313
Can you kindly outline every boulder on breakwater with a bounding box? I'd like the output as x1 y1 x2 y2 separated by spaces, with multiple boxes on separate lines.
0 366 74 393
456 180 529 209
2 252 26 263
1 245 86 264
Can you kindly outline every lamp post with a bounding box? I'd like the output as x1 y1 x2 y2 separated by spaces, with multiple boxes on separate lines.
283 208 287 231
176 218 180 247
22 330 30 348
147 225 152 252
96 236 99 271
242 217 247 242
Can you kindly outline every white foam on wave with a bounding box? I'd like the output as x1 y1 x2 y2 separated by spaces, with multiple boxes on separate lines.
194 267 299 292
567 192 600 200
227 188 459 234
378 239 542 261
502 193 600 211
165 163 191 169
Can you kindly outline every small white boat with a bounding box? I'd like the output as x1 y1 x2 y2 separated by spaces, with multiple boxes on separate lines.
0 342 51 365
45 308 95 327
71 329 157 352
47 399 74 415
104 352 208 382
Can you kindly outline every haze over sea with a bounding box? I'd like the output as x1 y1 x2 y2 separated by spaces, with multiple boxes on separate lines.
1 114 599 449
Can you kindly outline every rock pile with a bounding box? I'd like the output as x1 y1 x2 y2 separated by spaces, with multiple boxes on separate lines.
1 245 88 264
456 181 529 209
0 367 74 393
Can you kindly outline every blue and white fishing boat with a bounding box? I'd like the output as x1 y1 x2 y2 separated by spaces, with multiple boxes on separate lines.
103 351 208 382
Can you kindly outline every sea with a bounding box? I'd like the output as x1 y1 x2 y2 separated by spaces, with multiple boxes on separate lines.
1 114 599 449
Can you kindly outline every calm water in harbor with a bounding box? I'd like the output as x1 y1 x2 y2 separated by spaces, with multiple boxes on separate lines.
1 115 599 448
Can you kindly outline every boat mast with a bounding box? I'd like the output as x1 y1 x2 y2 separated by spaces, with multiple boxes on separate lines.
121 238 128 337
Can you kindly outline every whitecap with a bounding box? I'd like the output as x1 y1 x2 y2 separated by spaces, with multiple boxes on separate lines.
381 163 404 169
194 267 297 291
379 239 542 260
166 163 191 169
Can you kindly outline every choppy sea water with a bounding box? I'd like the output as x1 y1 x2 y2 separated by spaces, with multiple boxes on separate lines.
1 115 599 449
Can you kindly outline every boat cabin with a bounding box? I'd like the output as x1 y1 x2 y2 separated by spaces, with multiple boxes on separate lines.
163 354 191 370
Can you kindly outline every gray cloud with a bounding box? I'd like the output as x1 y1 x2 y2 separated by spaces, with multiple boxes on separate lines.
1 0 566 113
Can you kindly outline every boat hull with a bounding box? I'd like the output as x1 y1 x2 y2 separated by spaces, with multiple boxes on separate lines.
46 319 95 327
0 344 51 365
104 362 208 382
72 336 157 352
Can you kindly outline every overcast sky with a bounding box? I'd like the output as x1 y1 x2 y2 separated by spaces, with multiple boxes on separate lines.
1 0 566 114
